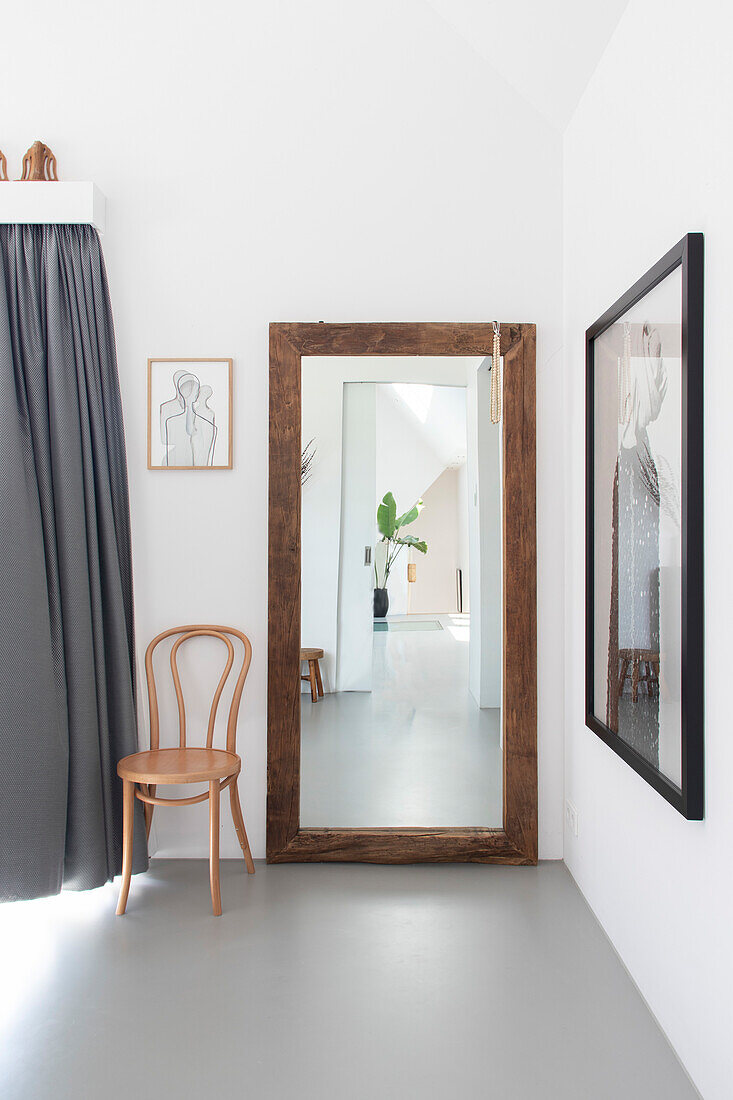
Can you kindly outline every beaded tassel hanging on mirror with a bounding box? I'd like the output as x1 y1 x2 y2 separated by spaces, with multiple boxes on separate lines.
490 321 502 424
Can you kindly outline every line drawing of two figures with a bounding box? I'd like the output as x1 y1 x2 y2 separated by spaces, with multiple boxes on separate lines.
160 369 218 467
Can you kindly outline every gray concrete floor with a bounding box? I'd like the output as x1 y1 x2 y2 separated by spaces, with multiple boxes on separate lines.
301 613 502 827
0 860 697 1100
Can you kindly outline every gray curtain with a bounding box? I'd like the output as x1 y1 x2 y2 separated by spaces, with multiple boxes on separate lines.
0 224 147 901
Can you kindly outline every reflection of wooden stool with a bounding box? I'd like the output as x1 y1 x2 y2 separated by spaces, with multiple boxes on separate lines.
300 648 324 702
618 648 660 703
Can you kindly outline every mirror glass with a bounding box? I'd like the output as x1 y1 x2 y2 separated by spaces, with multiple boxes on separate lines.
300 356 502 827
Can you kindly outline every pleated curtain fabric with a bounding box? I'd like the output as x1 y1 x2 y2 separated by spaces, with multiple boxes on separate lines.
0 224 148 900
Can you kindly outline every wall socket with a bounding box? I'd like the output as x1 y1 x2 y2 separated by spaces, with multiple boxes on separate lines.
565 799 579 838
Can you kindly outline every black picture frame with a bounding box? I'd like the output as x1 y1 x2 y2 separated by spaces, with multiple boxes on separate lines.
585 233 704 819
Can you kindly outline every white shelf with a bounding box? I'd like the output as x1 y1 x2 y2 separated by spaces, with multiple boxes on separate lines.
0 182 106 234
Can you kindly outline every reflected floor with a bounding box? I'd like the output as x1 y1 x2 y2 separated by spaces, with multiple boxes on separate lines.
301 613 501 827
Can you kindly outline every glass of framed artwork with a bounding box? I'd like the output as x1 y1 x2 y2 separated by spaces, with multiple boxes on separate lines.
585 234 703 818
148 358 232 469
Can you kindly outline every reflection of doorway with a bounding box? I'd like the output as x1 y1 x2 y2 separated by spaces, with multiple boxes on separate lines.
375 383 467 618
334 377 476 695
335 377 501 712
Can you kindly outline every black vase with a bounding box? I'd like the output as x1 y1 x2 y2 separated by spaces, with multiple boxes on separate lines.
373 587 389 619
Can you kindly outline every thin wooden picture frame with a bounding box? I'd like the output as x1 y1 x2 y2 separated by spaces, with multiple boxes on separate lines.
268 322 537 864
585 234 704 819
147 357 233 470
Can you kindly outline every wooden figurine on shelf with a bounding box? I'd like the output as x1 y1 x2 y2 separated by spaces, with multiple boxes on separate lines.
18 140 58 181
0 150 8 181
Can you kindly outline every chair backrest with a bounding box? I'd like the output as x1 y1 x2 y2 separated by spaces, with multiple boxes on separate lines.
144 625 253 754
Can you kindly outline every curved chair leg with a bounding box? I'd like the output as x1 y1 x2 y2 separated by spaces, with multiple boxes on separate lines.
116 779 135 915
230 777 255 874
209 780 222 916
143 784 156 840
632 660 640 703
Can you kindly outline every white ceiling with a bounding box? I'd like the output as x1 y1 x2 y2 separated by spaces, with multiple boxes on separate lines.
382 382 469 473
424 0 629 130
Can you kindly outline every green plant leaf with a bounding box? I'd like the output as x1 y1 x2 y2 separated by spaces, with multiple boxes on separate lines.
396 535 427 554
377 492 397 538
394 499 423 530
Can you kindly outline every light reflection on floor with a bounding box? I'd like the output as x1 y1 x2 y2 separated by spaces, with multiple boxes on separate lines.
445 612 470 642
0 882 115 1045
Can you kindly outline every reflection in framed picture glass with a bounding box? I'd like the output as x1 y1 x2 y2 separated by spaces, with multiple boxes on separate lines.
148 357 233 470
586 234 703 818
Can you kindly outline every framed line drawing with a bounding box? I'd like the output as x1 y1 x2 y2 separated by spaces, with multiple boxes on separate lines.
586 233 704 819
148 358 233 470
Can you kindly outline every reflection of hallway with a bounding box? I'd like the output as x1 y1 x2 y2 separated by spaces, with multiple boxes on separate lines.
300 614 501 826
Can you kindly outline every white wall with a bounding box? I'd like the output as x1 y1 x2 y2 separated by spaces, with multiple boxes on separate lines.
0 0 564 861
456 461 470 612
301 361 344 692
466 361 502 710
336 384 376 692
408 466 461 614
476 371 502 710
563 3 733 1096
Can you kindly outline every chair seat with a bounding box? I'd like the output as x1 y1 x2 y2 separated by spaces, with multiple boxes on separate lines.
300 647 324 660
118 747 241 784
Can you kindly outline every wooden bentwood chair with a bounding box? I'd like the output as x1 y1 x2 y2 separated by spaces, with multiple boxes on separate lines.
116 626 255 916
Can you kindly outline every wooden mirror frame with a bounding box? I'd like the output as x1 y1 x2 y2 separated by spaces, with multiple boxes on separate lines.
268 323 537 864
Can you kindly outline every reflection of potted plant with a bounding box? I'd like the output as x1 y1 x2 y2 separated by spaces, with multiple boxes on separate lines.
374 492 428 618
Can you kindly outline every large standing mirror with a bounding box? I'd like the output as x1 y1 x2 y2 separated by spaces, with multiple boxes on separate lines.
268 324 537 863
